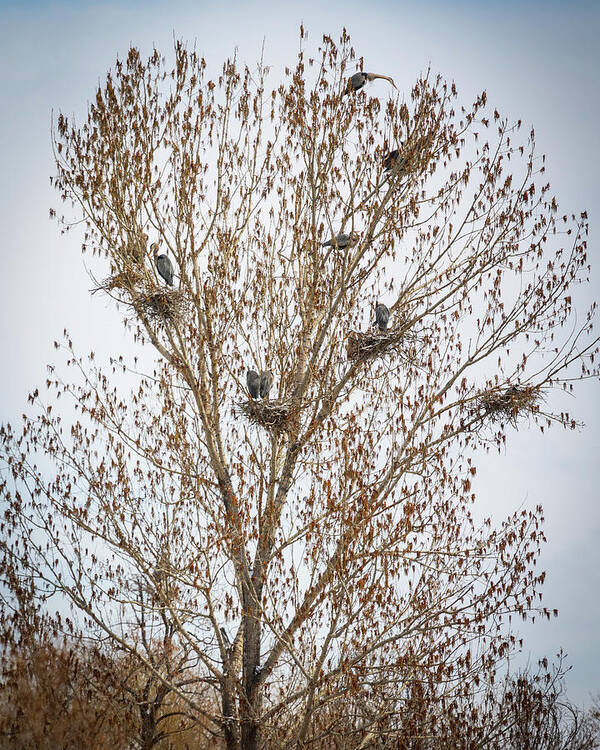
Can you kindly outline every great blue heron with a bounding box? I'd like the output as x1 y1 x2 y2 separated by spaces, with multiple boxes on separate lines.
375 302 390 331
151 242 174 286
383 145 407 173
322 231 360 250
344 71 397 96
247 369 261 399
259 370 273 399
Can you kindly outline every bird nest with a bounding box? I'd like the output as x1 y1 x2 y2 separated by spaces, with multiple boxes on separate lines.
104 270 144 292
236 398 299 434
477 385 541 426
92 270 144 293
346 324 413 362
92 273 188 323
132 287 188 322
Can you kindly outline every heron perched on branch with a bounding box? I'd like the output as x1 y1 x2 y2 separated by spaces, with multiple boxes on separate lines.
383 145 408 174
247 370 261 400
151 242 174 286
344 71 397 96
322 231 359 250
259 370 273 399
375 302 390 331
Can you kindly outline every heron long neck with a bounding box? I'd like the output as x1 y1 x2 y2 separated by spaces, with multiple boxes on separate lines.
368 73 395 86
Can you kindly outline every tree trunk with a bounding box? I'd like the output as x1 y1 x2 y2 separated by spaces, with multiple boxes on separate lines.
240 585 263 750
240 689 262 750
222 674 240 750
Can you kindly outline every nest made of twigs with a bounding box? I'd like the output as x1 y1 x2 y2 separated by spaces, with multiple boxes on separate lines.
478 385 541 425
236 398 299 434
346 323 414 363
92 270 144 294
132 287 188 322
92 271 188 323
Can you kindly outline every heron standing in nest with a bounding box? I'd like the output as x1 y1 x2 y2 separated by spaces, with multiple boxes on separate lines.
151 242 174 287
344 71 397 96
247 370 261 399
259 370 273 399
375 302 390 331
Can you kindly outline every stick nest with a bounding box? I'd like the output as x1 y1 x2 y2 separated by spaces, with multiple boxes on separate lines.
132 287 188 322
346 323 416 363
105 270 144 291
236 398 299 434
93 273 188 323
478 385 541 426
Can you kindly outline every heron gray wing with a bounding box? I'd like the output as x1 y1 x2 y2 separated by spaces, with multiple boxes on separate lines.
247 370 260 399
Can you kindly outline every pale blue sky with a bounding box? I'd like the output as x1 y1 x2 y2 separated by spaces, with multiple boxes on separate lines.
1 0 598 703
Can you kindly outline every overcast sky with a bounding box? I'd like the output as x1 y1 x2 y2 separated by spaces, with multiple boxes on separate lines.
0 0 598 704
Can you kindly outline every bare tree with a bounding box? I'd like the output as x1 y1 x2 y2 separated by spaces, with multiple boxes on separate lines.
338 657 600 749
487 658 600 750
1 30 598 749
0 575 135 749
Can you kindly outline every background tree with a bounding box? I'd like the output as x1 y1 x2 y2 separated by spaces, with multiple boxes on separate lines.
1 30 598 749
0 573 135 749
0 573 218 749
495 666 600 750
